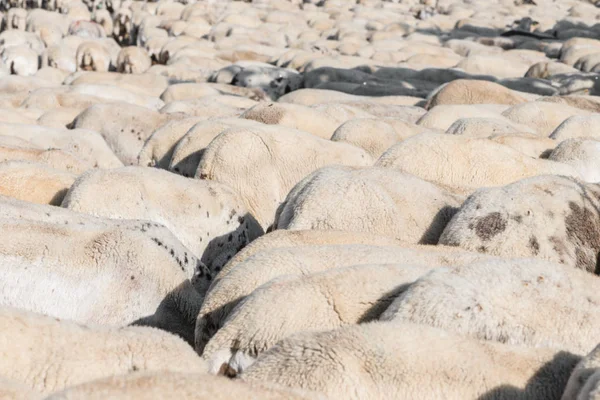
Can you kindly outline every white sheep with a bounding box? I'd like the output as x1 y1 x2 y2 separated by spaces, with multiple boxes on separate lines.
548 138 600 183
196 124 373 229
0 139 89 177
0 123 122 169
240 102 353 139
416 104 508 131
66 70 168 97
381 257 600 354
0 306 207 395
203 263 435 375
439 175 600 272
445 117 536 138
502 101 591 136
0 160 76 205
115 46 151 74
330 117 431 158
195 242 492 355
113 8 134 46
75 41 111 72
213 230 407 289
168 118 261 178
62 166 264 272
2 46 39 76
488 133 556 158
137 116 205 169
241 321 580 400
69 103 169 165
550 115 600 142
0 377 39 400
427 79 529 108
5 8 26 31
0 208 210 331
67 83 164 110
274 165 462 244
45 372 323 400
376 132 579 194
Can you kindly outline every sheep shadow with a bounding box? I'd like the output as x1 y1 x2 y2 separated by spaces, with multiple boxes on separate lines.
420 205 460 245
130 280 203 347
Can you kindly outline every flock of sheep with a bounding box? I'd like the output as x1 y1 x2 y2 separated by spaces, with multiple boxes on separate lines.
2 0 600 398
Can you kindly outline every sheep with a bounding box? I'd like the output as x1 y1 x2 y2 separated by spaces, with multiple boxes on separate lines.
66 83 164 110
195 243 493 354
381 257 600 355
241 321 580 400
0 377 39 400
455 54 534 79
0 123 122 170
37 108 83 128
0 306 207 396
309 103 376 124
68 20 105 39
44 372 322 400
75 41 111 72
488 133 557 158
240 102 347 139
220 64 303 100
416 104 508 131
5 8 26 31
550 115 600 142
277 88 422 107
43 44 77 73
0 143 87 174
66 70 168 97
439 175 600 272
62 166 264 272
445 117 536 138
34 66 67 83
502 101 591 136
0 192 214 341
20 87 107 113
69 103 170 165
92 9 113 37
427 79 529 108
326 101 426 121
2 46 39 76
215 229 406 282
203 263 435 375
540 96 600 114
329 118 426 156
274 165 462 244
0 160 76 205
196 124 373 229
168 118 262 178
0 210 211 330
115 46 151 74
548 138 600 183
525 61 579 79
375 132 579 194
0 30 45 56
113 8 134 45
562 344 600 400
24 9 68 36
159 97 248 119
159 83 222 103
137 116 205 169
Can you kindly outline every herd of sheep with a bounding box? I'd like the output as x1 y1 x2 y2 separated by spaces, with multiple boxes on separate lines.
1 0 600 398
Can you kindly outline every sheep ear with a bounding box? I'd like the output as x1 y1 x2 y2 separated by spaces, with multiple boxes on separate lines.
217 363 238 378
